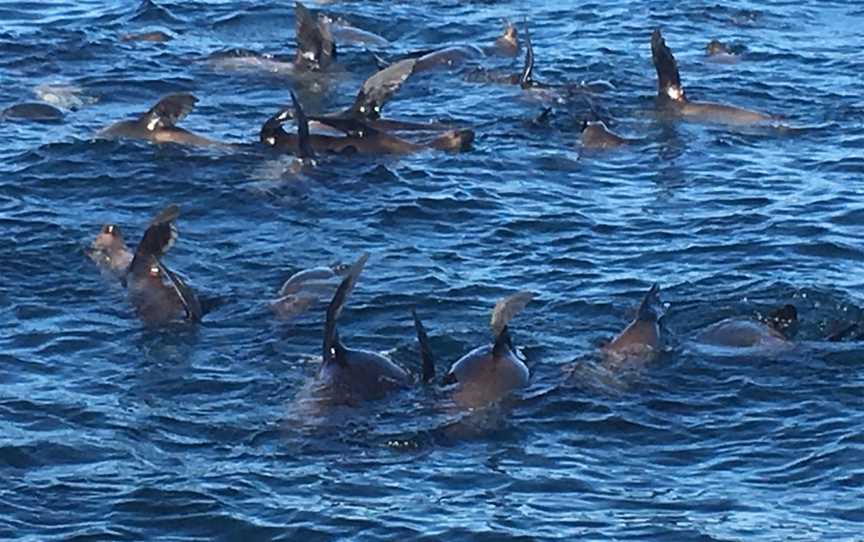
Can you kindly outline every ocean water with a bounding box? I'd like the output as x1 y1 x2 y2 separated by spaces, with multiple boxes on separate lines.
1 1 863 540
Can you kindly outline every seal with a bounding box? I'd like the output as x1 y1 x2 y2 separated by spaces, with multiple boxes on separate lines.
706 40 743 64
87 223 133 278
580 119 632 150
270 262 350 320
121 30 173 43
412 21 521 73
601 284 664 367
315 252 415 403
1 102 64 122
414 291 533 408
98 93 226 147
317 14 389 47
651 29 777 125
125 204 202 326
695 304 798 348
260 92 474 156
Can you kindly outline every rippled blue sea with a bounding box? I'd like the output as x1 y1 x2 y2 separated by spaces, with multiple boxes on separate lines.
2 0 863 540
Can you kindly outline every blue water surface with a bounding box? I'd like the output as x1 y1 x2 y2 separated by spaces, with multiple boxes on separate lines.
1 0 863 540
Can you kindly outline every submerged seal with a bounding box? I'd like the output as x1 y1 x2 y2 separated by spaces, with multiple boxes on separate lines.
314 253 418 403
412 21 521 73
414 291 533 408
580 119 632 149
602 284 664 367
270 262 350 320
260 92 473 156
98 93 226 147
125 204 202 326
651 29 778 125
695 304 798 348
121 30 173 43
1 102 64 122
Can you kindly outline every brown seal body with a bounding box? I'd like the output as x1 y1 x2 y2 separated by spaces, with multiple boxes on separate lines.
2 102 64 122
651 29 777 125
695 304 798 348
602 284 663 367
99 94 227 147
87 224 133 278
580 120 631 149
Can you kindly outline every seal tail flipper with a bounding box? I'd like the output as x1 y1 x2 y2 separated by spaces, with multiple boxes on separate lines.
140 94 198 131
156 258 202 322
295 1 336 71
636 283 662 322
289 91 315 161
129 204 181 275
347 58 418 121
412 308 436 383
428 129 474 152
323 252 369 365
651 29 685 102
490 291 534 337
519 21 535 89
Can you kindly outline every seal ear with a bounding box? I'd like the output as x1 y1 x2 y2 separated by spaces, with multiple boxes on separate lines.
323 252 369 365
519 21 535 89
412 308 436 383
140 94 198 131
651 29 685 102
290 91 315 161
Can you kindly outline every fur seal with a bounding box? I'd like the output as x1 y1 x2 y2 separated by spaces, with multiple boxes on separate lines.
318 14 389 47
580 119 632 149
98 93 226 147
121 30 173 43
602 284 664 366
315 252 418 403
125 204 202 326
651 29 777 125
412 21 521 73
1 102 64 122
414 292 533 407
695 304 797 348
87 224 133 278
261 92 473 155
270 262 349 320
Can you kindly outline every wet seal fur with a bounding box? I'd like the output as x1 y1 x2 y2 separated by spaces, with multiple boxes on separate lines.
98 93 226 147
261 92 473 155
651 29 778 125
124 205 202 326
411 21 521 73
1 102 64 122
315 253 418 403
270 262 350 320
414 292 533 408
580 119 632 150
602 284 664 367
696 304 798 348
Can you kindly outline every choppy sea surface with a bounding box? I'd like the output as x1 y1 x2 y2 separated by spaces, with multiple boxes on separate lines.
2 0 863 540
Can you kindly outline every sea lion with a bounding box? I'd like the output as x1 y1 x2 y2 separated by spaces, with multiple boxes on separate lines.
270 262 349 320
125 204 202 326
602 284 664 367
1 102 64 122
121 30 173 43
98 93 226 147
315 252 417 403
695 304 797 348
318 14 389 47
260 92 473 155
412 21 521 73
651 29 777 125
87 224 133 278
580 119 632 149
706 39 744 64
414 292 533 408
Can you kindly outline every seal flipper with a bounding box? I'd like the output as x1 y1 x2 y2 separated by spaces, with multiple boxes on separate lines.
323 252 369 366
412 308 436 383
492 325 514 360
519 22 535 89
129 204 181 276
295 1 336 71
491 291 534 337
346 58 418 121
155 258 202 322
289 91 315 161
139 94 198 131
651 29 685 102
636 283 662 322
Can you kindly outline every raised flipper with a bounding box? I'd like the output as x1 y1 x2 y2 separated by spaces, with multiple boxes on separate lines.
295 1 336 71
323 252 369 366
412 308 436 383
139 94 198 131
636 283 662 322
651 29 685 102
346 58 418 121
519 22 535 89
491 291 534 337
129 204 180 275
290 91 315 161
156 258 202 322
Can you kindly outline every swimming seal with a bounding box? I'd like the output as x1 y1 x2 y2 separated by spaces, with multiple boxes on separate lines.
125 204 202 326
270 261 349 320
695 304 797 348
87 224 133 278
580 119 632 149
98 93 226 147
602 284 664 366
260 92 473 155
651 29 777 125
1 102 64 122
121 30 173 43
412 20 521 73
414 291 533 408
315 252 414 403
